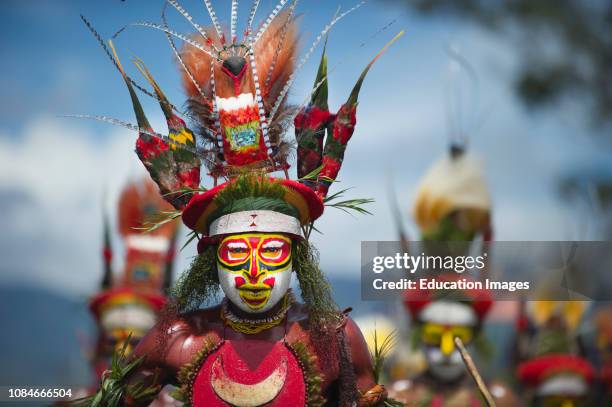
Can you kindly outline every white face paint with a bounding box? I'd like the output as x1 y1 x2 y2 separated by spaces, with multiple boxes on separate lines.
418 301 478 383
424 346 466 383
217 233 293 314
100 304 157 332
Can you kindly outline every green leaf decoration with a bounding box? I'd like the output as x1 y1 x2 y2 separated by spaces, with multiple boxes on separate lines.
135 209 182 234
69 335 158 407
323 187 374 216
162 185 208 200
298 164 324 182
384 398 407 407
180 230 200 252
370 329 397 383
327 198 375 216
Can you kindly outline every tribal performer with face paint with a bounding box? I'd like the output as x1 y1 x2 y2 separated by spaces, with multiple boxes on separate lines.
71 179 181 407
90 179 178 379
386 144 517 406
515 301 595 406
74 1 402 406
389 275 518 406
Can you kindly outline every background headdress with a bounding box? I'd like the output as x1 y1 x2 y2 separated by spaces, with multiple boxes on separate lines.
88 178 179 374
90 178 179 322
516 296 593 399
517 353 594 399
412 48 492 242
413 151 491 241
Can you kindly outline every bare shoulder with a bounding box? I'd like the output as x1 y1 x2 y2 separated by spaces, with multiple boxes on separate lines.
133 305 223 368
343 315 369 348
287 301 309 322
178 304 224 333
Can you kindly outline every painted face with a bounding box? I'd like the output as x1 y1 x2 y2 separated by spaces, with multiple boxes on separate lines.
217 233 293 313
421 322 474 382
100 303 157 356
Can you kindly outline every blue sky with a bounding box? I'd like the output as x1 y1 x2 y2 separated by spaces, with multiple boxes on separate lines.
1 0 611 297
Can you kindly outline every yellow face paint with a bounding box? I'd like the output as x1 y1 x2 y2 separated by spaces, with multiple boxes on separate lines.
217 233 292 311
421 322 474 355
104 328 146 356
541 396 586 407
440 331 455 356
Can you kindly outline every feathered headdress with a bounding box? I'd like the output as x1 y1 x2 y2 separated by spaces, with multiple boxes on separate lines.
92 178 180 320
77 1 402 247
413 149 492 241
517 353 594 398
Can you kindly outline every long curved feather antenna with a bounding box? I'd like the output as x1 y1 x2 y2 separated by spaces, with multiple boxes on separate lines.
130 21 220 61
315 30 404 198
64 114 153 138
253 0 290 44
203 0 225 43
161 6 207 101
346 30 405 106
230 0 239 44
112 25 128 39
80 14 186 117
246 0 261 36
63 115 214 163
133 57 200 156
288 19 402 125
264 0 298 90
132 57 172 118
64 115 169 149
166 0 220 53
446 45 480 146
108 39 152 131
290 19 402 122
269 1 366 120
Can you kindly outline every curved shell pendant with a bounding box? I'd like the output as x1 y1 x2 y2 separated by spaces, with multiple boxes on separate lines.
192 339 306 407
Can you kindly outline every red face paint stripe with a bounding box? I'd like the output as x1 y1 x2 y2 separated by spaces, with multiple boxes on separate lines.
234 276 246 288
263 277 275 288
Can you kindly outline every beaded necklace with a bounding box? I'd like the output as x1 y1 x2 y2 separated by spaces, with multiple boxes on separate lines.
220 292 294 335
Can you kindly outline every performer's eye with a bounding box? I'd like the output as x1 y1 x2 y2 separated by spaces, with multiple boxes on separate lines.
262 247 281 254
229 247 249 254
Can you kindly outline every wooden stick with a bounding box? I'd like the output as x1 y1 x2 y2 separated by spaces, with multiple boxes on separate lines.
454 337 497 407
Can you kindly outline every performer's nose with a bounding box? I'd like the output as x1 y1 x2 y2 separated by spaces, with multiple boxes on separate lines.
248 253 260 282
223 56 247 78
440 331 455 356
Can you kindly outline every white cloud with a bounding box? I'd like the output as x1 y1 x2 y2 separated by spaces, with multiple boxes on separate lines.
0 115 181 295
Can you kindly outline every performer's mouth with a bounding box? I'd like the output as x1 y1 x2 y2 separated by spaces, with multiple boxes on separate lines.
244 297 267 306
238 285 272 309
